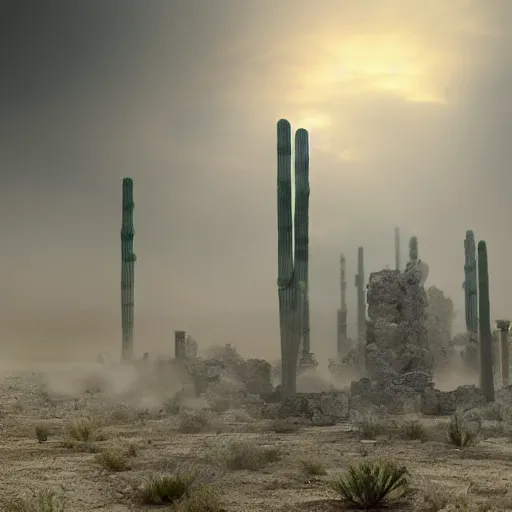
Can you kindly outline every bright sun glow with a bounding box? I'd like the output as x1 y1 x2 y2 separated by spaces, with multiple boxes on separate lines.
293 33 447 106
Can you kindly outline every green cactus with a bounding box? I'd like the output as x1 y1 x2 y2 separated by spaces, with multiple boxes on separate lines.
337 254 348 361
121 177 136 361
409 236 418 262
277 119 295 398
294 128 310 357
394 227 401 271
477 240 495 402
463 230 478 337
355 246 366 371
276 119 310 399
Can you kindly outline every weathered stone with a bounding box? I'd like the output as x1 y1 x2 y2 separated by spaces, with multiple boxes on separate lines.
366 345 395 379
320 391 350 420
371 320 403 349
421 387 440 414
365 267 433 380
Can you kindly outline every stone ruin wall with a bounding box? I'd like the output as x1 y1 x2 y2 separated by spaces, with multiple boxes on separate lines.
365 264 433 380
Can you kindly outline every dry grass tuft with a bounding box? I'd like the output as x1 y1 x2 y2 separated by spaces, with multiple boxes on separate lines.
354 413 384 440
299 458 327 476
3 489 66 512
65 416 103 443
138 474 194 505
176 485 225 512
399 419 427 441
94 447 132 472
212 440 281 470
420 481 471 512
446 414 478 448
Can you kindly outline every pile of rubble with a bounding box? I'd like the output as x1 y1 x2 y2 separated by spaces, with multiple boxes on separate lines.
365 264 432 380
183 344 273 399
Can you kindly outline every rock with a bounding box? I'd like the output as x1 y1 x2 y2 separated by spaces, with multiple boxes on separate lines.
320 391 350 420
371 320 403 349
421 387 440 414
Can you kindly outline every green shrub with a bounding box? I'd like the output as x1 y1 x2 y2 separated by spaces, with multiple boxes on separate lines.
331 459 410 509
138 474 193 505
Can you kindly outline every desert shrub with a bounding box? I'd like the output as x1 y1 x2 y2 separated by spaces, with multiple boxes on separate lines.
420 481 470 512
176 485 224 512
4 489 66 512
354 413 384 440
399 420 426 441
213 440 281 470
138 474 193 505
94 448 131 472
66 416 102 443
299 458 327 476
177 411 215 434
446 414 478 448
330 459 410 509
35 425 49 443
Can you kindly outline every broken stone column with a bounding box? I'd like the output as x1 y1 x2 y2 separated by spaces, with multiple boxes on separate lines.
174 330 186 360
365 264 433 381
496 320 510 387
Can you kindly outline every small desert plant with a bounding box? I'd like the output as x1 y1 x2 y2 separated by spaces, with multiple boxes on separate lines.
213 440 281 470
66 416 102 443
355 413 383 440
4 489 66 512
177 411 214 434
138 474 193 505
94 448 131 472
421 481 471 512
446 414 478 448
35 425 49 443
176 485 224 512
299 458 327 476
399 419 426 441
330 459 410 509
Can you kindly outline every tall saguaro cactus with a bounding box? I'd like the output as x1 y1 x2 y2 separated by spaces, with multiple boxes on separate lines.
337 254 348 360
395 227 401 271
463 230 478 339
355 247 366 371
477 241 495 402
277 119 295 399
121 178 136 361
276 119 310 399
295 128 311 357
409 236 418 262
496 320 510 387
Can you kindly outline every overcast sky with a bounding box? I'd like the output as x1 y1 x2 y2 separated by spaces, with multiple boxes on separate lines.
1 0 511 362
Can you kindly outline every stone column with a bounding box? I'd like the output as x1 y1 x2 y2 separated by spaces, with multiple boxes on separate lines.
174 330 186 360
496 320 510 387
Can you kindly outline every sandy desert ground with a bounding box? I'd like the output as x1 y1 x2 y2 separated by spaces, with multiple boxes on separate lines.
0 362 511 512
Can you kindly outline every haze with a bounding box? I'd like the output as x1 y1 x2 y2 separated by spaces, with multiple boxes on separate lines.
1 0 511 365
